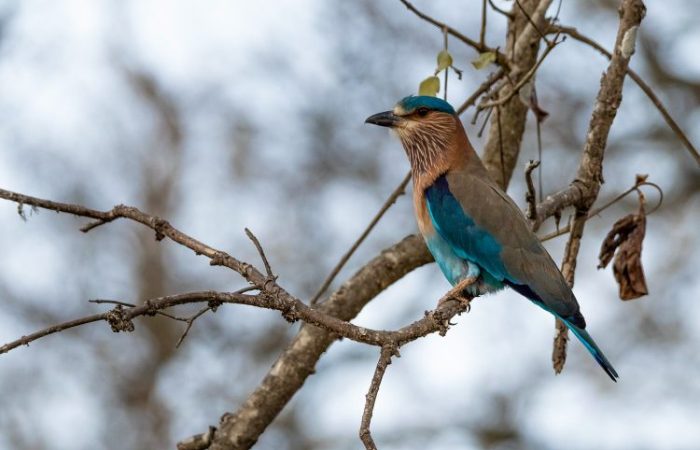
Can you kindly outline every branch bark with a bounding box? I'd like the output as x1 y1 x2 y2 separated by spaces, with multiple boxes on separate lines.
208 235 433 449
550 24 700 167
548 0 647 371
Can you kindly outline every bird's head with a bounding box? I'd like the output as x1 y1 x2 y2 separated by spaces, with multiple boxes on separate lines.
365 96 459 175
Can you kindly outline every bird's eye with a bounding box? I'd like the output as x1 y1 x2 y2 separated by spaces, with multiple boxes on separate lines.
416 107 429 117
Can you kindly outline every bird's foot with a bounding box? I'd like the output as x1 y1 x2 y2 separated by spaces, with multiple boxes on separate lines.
436 276 477 311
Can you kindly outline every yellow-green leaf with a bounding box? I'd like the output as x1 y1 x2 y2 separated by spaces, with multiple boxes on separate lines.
418 76 440 96
436 50 453 72
471 51 496 70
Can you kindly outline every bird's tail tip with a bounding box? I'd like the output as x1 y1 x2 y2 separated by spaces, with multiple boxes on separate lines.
592 349 619 382
566 322 619 382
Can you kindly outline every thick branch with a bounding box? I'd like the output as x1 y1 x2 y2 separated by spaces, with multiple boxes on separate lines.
207 235 433 450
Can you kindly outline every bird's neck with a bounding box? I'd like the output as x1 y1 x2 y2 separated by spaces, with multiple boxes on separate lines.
401 118 480 193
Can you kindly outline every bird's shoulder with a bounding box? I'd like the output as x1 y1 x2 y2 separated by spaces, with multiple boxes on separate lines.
443 168 538 250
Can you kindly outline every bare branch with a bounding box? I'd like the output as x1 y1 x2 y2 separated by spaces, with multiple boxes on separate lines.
551 24 700 167
2 285 476 361
552 211 587 371
538 179 663 242
0 312 108 355
202 234 433 450
478 33 563 110
541 0 647 373
514 0 552 45
244 228 274 279
479 0 488 47
359 346 397 450
0 188 298 318
456 69 505 115
488 0 514 19
533 0 647 231
175 306 213 348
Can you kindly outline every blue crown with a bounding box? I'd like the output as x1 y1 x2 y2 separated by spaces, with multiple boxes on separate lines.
397 96 456 115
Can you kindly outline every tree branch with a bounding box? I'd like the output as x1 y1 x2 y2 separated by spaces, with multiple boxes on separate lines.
359 346 397 450
543 0 647 372
533 0 647 231
2 286 475 358
550 24 700 167
0 188 298 314
205 234 433 449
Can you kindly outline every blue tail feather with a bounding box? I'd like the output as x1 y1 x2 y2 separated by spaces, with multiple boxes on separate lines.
564 320 619 382
504 280 619 381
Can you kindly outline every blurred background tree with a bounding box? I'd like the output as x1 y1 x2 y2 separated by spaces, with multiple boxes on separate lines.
0 1 698 449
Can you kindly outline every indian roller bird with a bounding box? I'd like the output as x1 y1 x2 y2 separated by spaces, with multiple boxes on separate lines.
365 96 618 381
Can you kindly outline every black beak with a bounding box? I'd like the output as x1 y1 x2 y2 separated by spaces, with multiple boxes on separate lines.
365 111 399 128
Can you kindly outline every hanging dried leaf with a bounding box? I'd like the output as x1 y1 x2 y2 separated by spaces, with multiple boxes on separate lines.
598 205 648 300
471 51 496 70
418 76 440 97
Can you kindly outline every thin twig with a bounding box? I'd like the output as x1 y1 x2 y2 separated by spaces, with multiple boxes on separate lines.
359 346 397 450
456 69 505 115
535 101 544 203
538 180 663 242
90 299 188 321
488 0 513 19
476 106 494 138
443 27 449 101
245 227 274 278
175 306 212 348
496 105 506 189
478 34 563 111
525 160 541 221
551 24 700 167
480 0 488 47
310 172 412 305
0 313 109 354
398 0 510 69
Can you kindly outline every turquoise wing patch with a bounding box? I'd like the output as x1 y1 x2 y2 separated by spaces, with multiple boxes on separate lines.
425 174 511 282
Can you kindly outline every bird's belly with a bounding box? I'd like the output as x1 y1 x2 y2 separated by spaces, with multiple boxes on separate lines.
424 234 503 296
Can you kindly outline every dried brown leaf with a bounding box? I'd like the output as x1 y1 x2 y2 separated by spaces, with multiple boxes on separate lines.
598 207 648 300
